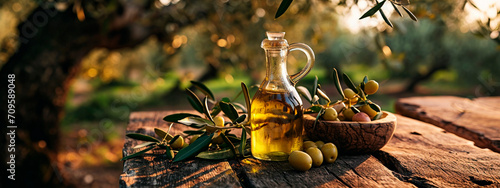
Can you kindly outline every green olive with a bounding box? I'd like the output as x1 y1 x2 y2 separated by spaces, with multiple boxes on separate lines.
207 116 225 133
190 135 200 144
321 143 338 164
306 147 323 167
315 141 325 149
343 88 357 99
322 108 338 121
214 116 225 127
352 112 371 122
171 135 184 150
303 141 317 151
360 104 377 119
364 80 379 95
288 151 312 171
343 108 355 120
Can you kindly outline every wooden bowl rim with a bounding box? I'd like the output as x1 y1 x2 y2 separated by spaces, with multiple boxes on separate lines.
303 111 396 125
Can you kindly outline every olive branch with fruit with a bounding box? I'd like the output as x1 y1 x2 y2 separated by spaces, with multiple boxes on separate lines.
298 68 383 126
122 81 253 162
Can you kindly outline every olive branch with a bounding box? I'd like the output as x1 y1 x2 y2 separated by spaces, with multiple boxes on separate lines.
122 81 252 162
297 68 383 127
275 0 418 27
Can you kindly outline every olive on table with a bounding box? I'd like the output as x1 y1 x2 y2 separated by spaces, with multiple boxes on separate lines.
306 147 324 167
321 143 338 164
288 151 313 171
303 141 317 151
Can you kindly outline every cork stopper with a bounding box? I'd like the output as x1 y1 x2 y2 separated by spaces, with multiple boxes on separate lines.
261 31 288 49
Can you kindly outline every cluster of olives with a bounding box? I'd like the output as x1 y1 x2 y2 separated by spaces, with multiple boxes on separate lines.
322 80 379 122
189 116 227 146
288 141 338 171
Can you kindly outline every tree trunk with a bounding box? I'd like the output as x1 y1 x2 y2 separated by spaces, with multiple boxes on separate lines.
0 6 104 187
0 1 251 186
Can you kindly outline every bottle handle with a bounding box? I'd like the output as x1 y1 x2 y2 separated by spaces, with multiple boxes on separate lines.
289 43 315 85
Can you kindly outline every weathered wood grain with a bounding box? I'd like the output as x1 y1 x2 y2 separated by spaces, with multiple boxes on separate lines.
119 111 241 188
236 155 415 188
395 96 500 152
375 115 500 187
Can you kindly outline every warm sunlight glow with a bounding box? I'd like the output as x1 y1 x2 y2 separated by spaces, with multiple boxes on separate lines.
87 68 98 78
339 0 394 33
382 45 392 57
463 0 499 32
217 39 228 47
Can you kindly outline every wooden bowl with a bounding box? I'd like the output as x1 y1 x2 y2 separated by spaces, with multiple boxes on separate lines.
303 111 397 154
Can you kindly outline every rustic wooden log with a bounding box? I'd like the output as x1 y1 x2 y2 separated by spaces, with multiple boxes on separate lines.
303 111 397 154
374 115 500 187
395 96 500 152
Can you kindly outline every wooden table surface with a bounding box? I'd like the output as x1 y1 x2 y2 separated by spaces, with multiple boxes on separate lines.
120 96 500 187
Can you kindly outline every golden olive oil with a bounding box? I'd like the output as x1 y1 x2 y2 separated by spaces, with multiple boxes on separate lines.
250 89 303 161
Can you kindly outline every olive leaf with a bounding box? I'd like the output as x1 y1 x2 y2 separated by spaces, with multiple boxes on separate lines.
402 6 418 21
239 128 247 157
358 83 367 99
221 97 231 103
313 108 325 129
313 75 319 99
351 106 361 114
126 133 160 143
317 88 331 104
178 117 213 128
121 145 156 161
220 101 239 122
183 130 205 135
196 148 235 160
363 76 369 84
203 97 214 123
190 81 215 100
133 142 157 149
163 113 201 123
306 105 323 114
297 86 312 104
241 82 251 117
233 102 247 113
154 128 174 140
223 134 241 144
379 9 393 27
165 146 173 159
343 73 358 93
186 88 204 114
221 133 237 157
235 114 247 123
173 133 214 162
391 1 403 17
369 103 383 120
333 68 345 99
275 0 293 19
360 0 386 19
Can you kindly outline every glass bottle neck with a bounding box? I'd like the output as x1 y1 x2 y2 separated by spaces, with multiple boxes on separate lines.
262 49 292 91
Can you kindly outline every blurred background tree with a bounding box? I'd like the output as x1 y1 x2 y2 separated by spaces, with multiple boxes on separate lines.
0 0 498 187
